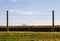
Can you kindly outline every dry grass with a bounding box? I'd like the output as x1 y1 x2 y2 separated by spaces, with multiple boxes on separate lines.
0 32 60 41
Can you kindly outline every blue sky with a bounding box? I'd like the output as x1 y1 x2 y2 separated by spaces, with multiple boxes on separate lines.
0 0 60 26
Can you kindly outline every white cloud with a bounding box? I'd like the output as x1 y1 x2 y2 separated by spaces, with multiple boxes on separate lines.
9 10 17 12
9 10 33 15
22 11 33 15
11 0 32 2
11 0 17 2
9 9 49 15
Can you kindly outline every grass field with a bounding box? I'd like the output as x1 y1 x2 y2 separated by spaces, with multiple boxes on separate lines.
0 32 60 41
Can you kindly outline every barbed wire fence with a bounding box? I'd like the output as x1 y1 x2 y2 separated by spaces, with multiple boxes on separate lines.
7 10 54 31
0 10 60 31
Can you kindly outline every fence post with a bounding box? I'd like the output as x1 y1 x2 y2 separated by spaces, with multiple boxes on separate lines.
52 10 55 31
6 10 9 31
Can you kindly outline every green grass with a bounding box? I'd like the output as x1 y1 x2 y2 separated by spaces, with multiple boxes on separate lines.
0 32 60 41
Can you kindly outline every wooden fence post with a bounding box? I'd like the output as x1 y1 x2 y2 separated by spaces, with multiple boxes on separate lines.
6 10 9 31
52 10 55 31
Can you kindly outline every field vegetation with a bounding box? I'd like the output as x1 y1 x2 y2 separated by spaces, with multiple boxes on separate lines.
0 32 60 41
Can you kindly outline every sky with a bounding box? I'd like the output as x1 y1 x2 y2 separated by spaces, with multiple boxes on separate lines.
0 0 60 26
